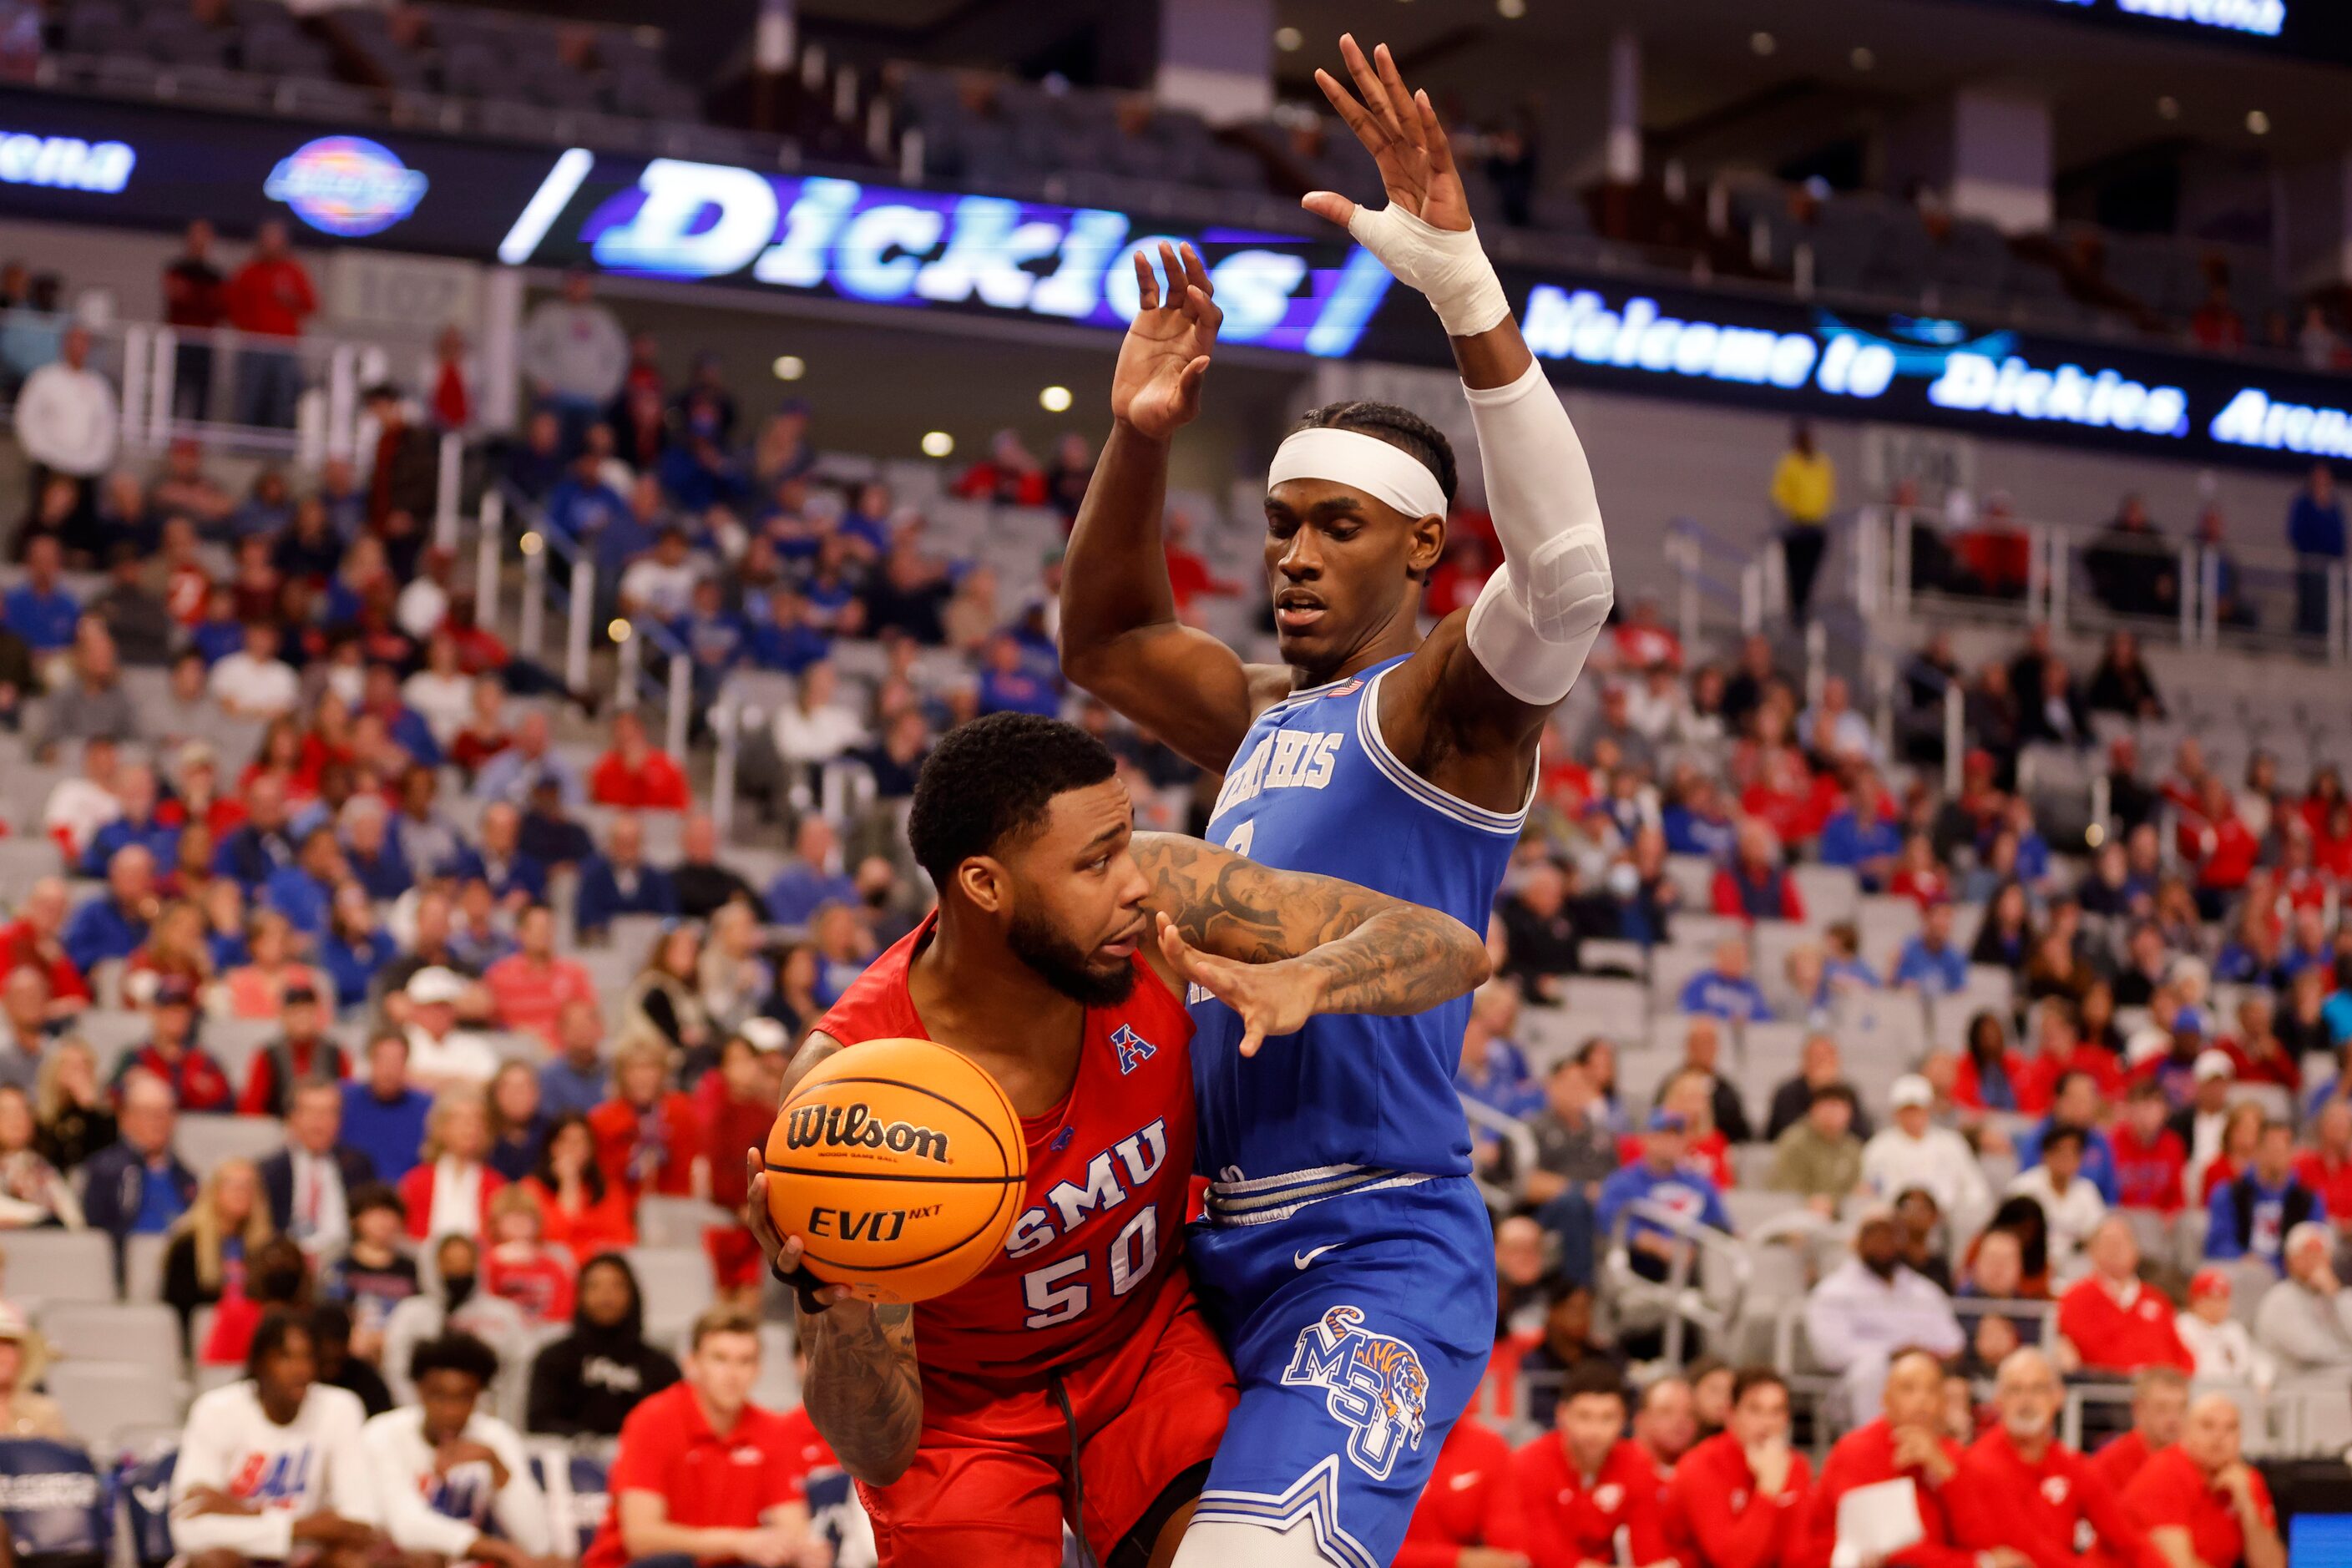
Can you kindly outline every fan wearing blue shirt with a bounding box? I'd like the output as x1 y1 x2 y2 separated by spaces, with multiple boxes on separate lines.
1596 1110 1732 1282
1892 901 1970 996
260 826 342 939
1677 936 1773 1023
80 764 178 878
749 589 832 674
2205 1119 2327 1269
63 844 157 974
1455 981 1542 1127
2014 1070 2122 1204
1818 773 1903 891
341 1033 432 1185
974 633 1060 720
763 817 857 928
3 539 80 653
544 450 629 554
574 813 680 940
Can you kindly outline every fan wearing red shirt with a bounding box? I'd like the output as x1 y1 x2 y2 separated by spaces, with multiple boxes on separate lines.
583 1308 828 1568
2294 1100 2352 1220
1665 1367 1811 1568
0 877 90 1008
1949 1348 2161 1568
589 1038 706 1201
1793 1349 1975 1568
2085 1366 2188 1497
483 904 599 1051
2120 1394 2284 1568
2055 1218 2193 1375
1515 1363 1674 1568
589 711 690 810
2110 1081 2187 1215
1397 1415 1529 1567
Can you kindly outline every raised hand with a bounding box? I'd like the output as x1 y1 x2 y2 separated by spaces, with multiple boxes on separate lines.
1305 34 1471 235
1110 240 1222 442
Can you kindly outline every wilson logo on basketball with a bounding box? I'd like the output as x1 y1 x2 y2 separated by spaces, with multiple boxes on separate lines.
785 1102 952 1163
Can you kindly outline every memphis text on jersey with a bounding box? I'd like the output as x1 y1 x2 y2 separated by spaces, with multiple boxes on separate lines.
783 1102 952 1163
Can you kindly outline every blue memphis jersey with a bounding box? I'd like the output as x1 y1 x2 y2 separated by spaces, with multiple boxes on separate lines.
1195 655 1527 1181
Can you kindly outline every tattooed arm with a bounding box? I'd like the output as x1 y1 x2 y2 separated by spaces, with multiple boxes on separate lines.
742 1030 923 1486
1130 831 1491 1054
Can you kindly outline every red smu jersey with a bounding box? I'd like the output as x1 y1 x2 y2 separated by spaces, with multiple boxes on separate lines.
814 916 1197 1377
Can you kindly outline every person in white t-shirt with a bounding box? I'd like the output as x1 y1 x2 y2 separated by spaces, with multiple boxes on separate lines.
2177 1266 2276 1391
1862 1074 1993 1233
616 527 706 623
209 621 301 720
169 1310 382 1568
363 1330 558 1568
2004 1123 2108 1282
403 967 498 1088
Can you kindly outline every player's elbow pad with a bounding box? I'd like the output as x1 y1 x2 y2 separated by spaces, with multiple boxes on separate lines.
1465 549 1612 706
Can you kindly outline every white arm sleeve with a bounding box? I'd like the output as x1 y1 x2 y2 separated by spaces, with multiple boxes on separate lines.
1459 360 1612 706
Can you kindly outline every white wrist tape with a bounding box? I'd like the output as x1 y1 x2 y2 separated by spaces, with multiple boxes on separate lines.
1267 427 1448 518
1346 203 1510 338
1459 359 1612 706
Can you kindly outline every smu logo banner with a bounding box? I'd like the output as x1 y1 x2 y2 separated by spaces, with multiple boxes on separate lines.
1280 1304 1430 1480
266 136 428 236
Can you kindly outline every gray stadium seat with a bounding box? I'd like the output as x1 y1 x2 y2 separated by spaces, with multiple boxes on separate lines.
175 1113 288 1177
1 1230 114 1304
37 1301 182 1378
123 1232 168 1304
621 1246 716 1343
46 1359 181 1449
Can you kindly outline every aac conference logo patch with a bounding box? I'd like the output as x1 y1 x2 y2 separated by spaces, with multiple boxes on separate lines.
265 135 428 237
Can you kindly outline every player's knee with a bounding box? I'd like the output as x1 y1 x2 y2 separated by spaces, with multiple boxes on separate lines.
1168 1517 1333 1568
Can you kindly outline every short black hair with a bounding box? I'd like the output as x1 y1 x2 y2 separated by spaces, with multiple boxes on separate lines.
2041 1125 2087 1158
1560 1360 1628 1409
1731 1365 1787 1406
1811 1082 1858 1114
245 1308 313 1379
1292 401 1459 509
908 714 1118 889
408 1331 500 1388
350 1181 405 1221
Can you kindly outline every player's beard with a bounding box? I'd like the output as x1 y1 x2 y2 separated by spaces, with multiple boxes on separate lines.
1008 903 1138 1009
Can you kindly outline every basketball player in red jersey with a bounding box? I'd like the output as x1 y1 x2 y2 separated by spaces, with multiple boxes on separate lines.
743 713 1490 1568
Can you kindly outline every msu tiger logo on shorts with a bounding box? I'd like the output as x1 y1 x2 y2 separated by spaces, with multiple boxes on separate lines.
1278 1304 1430 1481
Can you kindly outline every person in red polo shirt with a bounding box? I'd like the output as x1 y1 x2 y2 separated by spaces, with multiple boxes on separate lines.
1793 1349 1985 1568
1515 1361 1672 1568
2056 1217 2193 1376
1397 1410 1528 1567
2121 1393 2284 1568
584 1306 828 1568
589 711 691 811
1665 1366 1810 1568
2294 1100 2352 1222
1950 1347 2160 1568
483 905 599 1051
2085 1365 2188 1497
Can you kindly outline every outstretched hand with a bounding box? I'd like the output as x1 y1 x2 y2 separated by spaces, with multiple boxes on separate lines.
1110 240 1222 441
1154 912 1323 1058
1305 34 1471 236
745 1149 857 1313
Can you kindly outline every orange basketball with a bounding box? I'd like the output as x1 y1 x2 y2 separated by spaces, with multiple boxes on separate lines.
764 1036 1028 1304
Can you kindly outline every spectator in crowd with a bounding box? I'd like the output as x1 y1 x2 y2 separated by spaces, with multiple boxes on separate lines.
226 221 317 429
382 1232 529 1409
2253 1221 2352 1377
482 1186 575 1326
1657 1016 1752 1146
2296 1098 2352 1224
483 904 597 1051
1768 1082 1866 1215
526 1251 679 1439
484 1063 546 1184
1496 859 1581 1001
1678 937 1771 1023
671 812 762 921
403 967 498 1089
1663 1366 1810 1568
397 1085 504 1242
168 1310 382 1563
2205 1118 2324 1269
1711 817 1804 924
0 1082 77 1227
340 1033 431 1187
361 384 439 530
2006 1125 2107 1279
2289 463 2345 638
161 1157 274 1349
163 219 227 420
64 842 158 974
1513 1362 1672 1567
1892 899 1970 996
521 269 628 448
1769 420 1835 621
14 323 116 532
1805 1207 1964 1423
590 711 690 810
1796 1349 1968 1566
316 1182 417 1353
2171 1050 2237 1178
1863 1075 1990 1225
307 1299 392 1418
0 1299 65 1439
1597 1110 1730 1295
80 1070 195 1262
2017 1068 2120 1204
766 815 858 928
2177 1267 2274 1389
240 984 346 1118
2087 630 2166 719
575 814 678 941
522 1112 635 1267
1631 1374 1697 1483
259 1080 374 1258
591 1037 704 1202
770 661 868 781
622 923 712 1060
537 999 609 1121
1396 1398 1523 1560
210 621 301 720
2121 1393 2284 1568
33 1037 113 1174
0 971 55 1088
2056 1216 2193 1375
581 1306 823 1568
1454 978 1537 1142
2086 1365 2188 1494
1518 1057 1618 1281
2112 1077 2188 1214
1950 1347 2153 1568
474 712 583 808
1765 1034 1872 1142
1818 771 1901 891
362 1331 556 1568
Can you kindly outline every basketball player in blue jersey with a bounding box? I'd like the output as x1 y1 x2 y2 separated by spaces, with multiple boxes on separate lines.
1060 34 1613 1568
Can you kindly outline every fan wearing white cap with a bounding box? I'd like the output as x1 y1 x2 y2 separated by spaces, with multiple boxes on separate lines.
1860 1074 1990 1232
1061 33 1611 1568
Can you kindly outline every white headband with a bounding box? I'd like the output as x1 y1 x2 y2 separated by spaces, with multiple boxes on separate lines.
1267 427 1449 521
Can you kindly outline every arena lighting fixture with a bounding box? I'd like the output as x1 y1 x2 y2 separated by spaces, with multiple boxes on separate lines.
518 531 544 555
1273 26 1302 50
921 430 955 458
1039 384 1074 412
771 354 806 380
2086 823 2106 847
1496 0 1526 18
1750 31 1777 56
2246 109 2270 134
608 619 632 642
1850 46 1875 70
